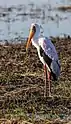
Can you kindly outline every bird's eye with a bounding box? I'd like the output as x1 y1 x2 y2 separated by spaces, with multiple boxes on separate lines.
32 26 36 32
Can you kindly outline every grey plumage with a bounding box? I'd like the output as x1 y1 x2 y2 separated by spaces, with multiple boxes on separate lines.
50 60 60 80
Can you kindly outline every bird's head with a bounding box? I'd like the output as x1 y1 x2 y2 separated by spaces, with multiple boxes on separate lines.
26 23 40 51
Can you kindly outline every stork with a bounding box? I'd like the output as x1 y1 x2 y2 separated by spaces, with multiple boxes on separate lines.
26 23 60 97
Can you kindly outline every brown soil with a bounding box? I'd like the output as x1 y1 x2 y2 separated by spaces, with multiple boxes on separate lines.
0 37 71 124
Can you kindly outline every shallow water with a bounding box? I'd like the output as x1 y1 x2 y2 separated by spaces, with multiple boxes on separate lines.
0 0 71 41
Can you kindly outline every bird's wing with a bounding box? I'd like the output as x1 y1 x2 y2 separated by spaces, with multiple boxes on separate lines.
38 37 60 79
38 37 58 61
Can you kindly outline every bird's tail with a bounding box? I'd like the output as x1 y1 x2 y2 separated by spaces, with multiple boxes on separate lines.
50 60 60 80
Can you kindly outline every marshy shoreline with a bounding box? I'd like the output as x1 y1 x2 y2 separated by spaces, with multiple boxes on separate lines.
0 37 71 124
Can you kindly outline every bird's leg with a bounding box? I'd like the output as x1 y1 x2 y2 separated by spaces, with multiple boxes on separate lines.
44 64 48 97
47 71 51 97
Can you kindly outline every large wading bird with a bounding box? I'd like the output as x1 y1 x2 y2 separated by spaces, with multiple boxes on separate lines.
26 23 60 97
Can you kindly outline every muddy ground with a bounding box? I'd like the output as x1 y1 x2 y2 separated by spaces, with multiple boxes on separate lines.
0 37 71 124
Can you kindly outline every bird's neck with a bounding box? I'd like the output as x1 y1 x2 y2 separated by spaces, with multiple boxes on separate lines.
32 37 39 49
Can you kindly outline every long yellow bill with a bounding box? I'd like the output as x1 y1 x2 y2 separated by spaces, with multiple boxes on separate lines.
26 29 35 51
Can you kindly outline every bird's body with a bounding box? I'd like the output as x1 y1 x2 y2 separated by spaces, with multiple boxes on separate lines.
26 23 60 96
32 35 60 80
